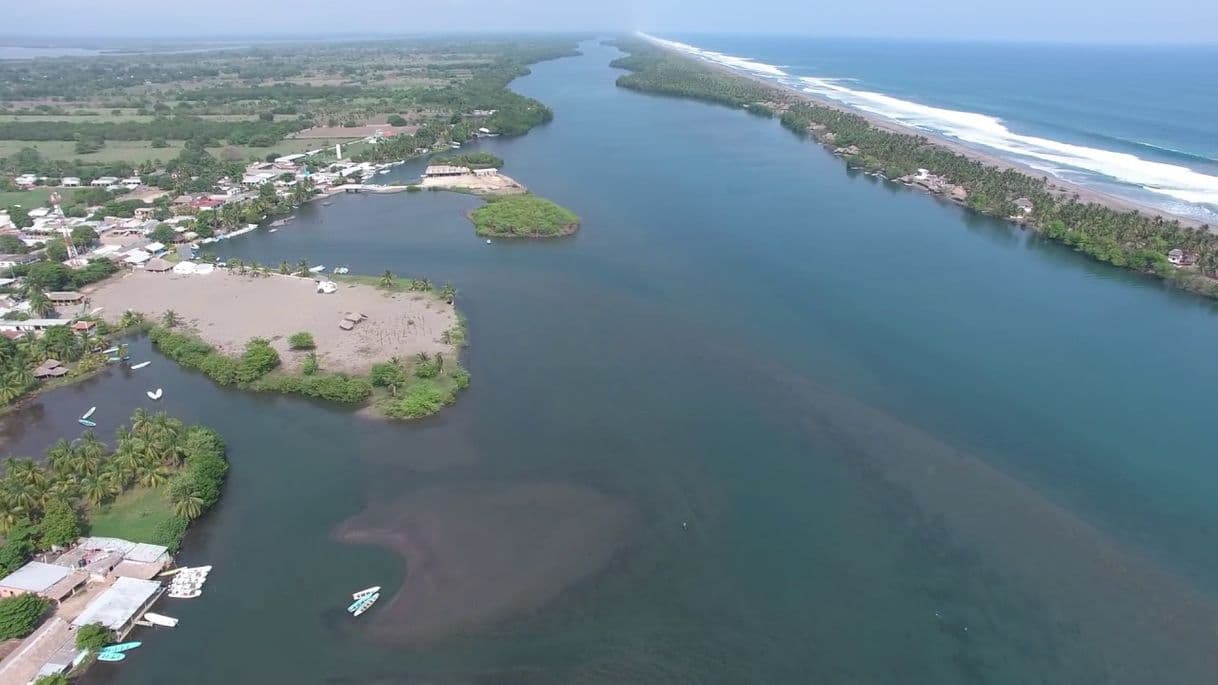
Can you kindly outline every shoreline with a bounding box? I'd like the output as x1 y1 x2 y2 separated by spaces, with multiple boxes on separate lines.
636 35 1208 230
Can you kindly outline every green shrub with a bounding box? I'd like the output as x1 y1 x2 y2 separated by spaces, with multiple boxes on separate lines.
75 622 113 651
288 331 315 350
151 516 189 553
388 380 445 418
235 338 280 383
0 594 50 640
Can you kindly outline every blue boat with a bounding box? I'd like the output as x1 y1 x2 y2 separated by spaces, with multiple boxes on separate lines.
348 591 380 617
101 641 141 654
78 419 97 428
97 651 126 662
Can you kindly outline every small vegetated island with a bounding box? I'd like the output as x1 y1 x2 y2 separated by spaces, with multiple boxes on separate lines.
471 194 581 238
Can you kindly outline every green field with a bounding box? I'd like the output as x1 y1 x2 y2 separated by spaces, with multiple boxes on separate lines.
0 136 363 166
88 485 174 544
0 139 186 163
0 187 74 208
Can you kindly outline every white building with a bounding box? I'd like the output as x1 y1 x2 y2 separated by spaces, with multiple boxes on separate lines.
71 576 162 633
61 176 81 187
14 174 39 187
91 176 119 187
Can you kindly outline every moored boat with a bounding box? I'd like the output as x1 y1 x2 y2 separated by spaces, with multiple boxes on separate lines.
167 589 201 599
100 641 142 654
78 419 97 428
352 585 381 600
81 406 96 420
350 592 380 617
146 388 163 400
97 651 126 662
131 361 151 370
309 265 326 273
142 612 179 627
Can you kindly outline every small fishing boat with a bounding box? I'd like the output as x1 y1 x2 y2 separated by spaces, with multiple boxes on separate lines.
81 406 97 420
78 419 97 428
167 589 201 599
333 266 349 275
101 641 142 654
269 228 278 233
309 265 326 273
485 239 492 245
142 612 179 627
352 585 381 600
107 356 121 363
102 347 119 355
158 567 183 577
378 169 390 175
146 388 163 401
350 592 380 617
97 651 126 662
130 361 151 370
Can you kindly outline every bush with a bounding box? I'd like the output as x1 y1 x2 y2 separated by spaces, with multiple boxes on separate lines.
0 521 36 576
75 622 114 651
0 594 50 640
235 337 280 383
387 380 445 418
38 498 80 548
387 114 407 126
287 331 315 350
151 516 189 553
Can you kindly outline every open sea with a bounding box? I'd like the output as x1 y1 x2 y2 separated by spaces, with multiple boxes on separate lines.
653 34 1218 223
1 38 1217 683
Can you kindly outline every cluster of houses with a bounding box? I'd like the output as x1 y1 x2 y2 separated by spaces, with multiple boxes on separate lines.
0 537 174 680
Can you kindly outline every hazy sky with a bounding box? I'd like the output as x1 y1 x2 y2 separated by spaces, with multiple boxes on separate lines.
7 0 1216 44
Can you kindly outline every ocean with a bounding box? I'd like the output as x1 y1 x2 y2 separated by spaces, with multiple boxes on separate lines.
0 39 1213 683
651 34 1218 223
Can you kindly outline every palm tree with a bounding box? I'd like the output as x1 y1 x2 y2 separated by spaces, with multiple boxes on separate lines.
46 439 75 478
26 288 54 318
118 310 145 329
129 409 153 439
278 261 291 275
161 310 180 328
80 476 113 506
136 464 171 489
379 270 394 288
171 490 204 519
296 259 311 276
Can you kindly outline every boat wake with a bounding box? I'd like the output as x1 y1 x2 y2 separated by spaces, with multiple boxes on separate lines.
642 33 1218 219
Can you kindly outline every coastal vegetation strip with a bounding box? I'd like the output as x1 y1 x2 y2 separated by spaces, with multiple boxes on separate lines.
470 194 580 238
609 38 1218 299
0 409 228 572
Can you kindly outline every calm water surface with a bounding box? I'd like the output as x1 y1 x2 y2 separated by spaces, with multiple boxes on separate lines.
5 41 1217 683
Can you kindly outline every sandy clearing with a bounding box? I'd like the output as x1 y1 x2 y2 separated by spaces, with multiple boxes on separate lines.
86 270 458 374
419 172 526 194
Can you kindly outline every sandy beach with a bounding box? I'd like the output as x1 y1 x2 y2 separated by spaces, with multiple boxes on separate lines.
643 37 1209 230
86 270 458 374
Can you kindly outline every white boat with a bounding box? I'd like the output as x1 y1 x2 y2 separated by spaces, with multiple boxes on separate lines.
146 388 163 400
158 567 183 577
309 265 326 273
378 169 390 175
142 612 178 627
485 239 492 244
167 589 201 599
333 266 349 274
81 406 96 420
269 228 278 233
102 347 119 354
130 361 151 370
351 592 379 617
352 585 381 600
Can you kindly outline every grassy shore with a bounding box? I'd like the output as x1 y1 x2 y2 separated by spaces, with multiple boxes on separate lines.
88 485 174 543
470 194 580 238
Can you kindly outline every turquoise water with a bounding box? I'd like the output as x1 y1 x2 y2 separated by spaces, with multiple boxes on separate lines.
1 40 1207 682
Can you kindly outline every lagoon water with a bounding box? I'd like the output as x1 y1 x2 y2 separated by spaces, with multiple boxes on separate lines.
7 40 1218 682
